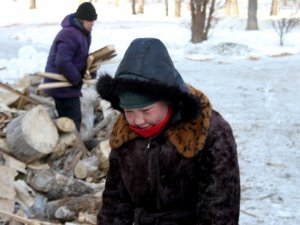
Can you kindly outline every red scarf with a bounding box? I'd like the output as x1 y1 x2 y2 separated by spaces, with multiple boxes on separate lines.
129 106 173 138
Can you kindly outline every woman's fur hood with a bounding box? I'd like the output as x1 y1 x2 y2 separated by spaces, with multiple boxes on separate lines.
96 38 202 122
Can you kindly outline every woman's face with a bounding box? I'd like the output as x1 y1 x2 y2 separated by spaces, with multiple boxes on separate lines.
124 101 169 128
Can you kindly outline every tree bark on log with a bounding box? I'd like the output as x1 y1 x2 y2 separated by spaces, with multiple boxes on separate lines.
44 192 103 221
6 105 58 163
26 169 99 200
0 209 61 225
46 131 91 177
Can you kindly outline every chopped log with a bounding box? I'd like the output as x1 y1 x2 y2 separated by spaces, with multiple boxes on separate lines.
0 81 41 105
36 72 67 82
47 146 82 178
0 166 17 215
74 155 100 180
83 110 118 142
44 191 103 221
29 94 55 108
11 87 31 110
37 79 96 90
26 169 97 200
84 55 95 79
54 117 76 133
37 82 72 90
88 45 116 65
14 180 36 208
90 139 110 175
0 166 18 200
83 79 97 85
2 151 27 174
78 212 97 225
52 132 77 153
27 162 50 170
46 130 91 177
0 209 61 225
89 62 101 73
80 88 99 141
0 86 20 106
0 199 15 218
0 139 10 154
99 140 110 173
99 99 114 118
6 105 59 163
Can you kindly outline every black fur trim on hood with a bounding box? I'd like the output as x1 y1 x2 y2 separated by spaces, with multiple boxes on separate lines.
96 38 202 122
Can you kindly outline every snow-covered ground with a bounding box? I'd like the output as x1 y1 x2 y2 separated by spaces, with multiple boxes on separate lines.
0 0 300 224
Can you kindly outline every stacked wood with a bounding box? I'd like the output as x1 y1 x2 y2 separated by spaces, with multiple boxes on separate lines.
44 191 103 221
6 105 59 164
0 166 18 216
0 74 118 224
54 117 76 133
85 45 117 79
25 168 103 201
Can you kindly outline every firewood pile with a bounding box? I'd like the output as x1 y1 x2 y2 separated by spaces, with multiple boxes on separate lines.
0 74 119 225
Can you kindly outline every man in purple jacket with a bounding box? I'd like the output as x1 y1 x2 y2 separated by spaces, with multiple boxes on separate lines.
44 2 97 131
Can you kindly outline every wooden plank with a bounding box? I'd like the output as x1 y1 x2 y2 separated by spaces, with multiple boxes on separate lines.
0 166 17 200
0 82 40 105
35 72 67 82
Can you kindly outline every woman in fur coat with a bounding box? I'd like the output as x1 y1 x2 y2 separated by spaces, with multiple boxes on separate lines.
96 38 240 225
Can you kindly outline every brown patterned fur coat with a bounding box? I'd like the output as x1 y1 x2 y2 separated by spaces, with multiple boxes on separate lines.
96 38 240 225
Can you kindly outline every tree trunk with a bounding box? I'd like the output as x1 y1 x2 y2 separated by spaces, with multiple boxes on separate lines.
231 0 239 16
138 0 144 14
270 0 278 16
225 0 239 16
175 0 181 17
132 0 136 15
165 0 169 16
225 0 231 16
26 168 98 200
246 0 258 30
29 0 36 9
6 105 58 164
191 0 216 43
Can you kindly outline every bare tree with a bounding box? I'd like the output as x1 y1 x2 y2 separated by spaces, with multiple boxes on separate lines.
132 0 136 15
270 0 278 16
190 0 216 43
138 0 144 14
225 0 239 16
246 0 258 30
175 0 181 17
165 0 169 16
29 0 36 9
272 17 299 46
